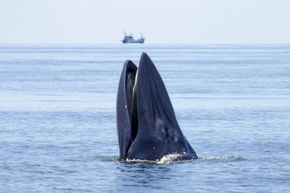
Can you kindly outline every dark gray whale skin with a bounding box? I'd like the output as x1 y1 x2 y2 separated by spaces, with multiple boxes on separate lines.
117 53 198 161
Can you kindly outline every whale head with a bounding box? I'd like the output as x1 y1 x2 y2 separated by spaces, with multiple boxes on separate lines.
116 52 198 161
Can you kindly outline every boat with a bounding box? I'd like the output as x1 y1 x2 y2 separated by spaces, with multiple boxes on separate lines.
122 33 145 44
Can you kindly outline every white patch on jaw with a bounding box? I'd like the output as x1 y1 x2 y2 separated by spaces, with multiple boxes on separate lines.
124 105 127 108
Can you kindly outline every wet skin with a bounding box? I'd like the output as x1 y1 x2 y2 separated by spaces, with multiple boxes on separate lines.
116 53 198 161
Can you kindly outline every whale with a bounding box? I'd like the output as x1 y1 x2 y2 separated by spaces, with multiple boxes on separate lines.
116 52 198 161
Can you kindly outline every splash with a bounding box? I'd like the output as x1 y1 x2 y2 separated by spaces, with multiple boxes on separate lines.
124 153 192 164
157 153 185 164
98 154 245 164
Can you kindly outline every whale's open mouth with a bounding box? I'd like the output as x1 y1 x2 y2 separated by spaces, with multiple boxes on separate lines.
116 53 198 161
124 61 138 152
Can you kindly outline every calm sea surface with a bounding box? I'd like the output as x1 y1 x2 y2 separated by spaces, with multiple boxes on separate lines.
0 44 290 193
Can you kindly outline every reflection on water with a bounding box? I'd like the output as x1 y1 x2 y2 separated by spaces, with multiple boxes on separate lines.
115 162 172 190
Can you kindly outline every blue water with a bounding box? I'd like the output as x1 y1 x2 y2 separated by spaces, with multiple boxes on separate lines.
0 44 290 193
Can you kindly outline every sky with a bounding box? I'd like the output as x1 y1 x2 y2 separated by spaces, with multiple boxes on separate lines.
0 0 289 44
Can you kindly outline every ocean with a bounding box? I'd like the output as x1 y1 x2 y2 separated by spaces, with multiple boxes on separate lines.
0 44 290 193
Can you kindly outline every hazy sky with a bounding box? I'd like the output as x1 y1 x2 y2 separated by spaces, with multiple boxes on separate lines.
0 0 289 44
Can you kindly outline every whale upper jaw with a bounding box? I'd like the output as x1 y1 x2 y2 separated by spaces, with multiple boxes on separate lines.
117 52 198 161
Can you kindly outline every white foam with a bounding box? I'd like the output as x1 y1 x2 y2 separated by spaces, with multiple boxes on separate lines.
157 153 184 164
125 153 186 164
200 155 245 162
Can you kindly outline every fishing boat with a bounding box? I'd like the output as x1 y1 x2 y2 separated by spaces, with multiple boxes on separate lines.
122 33 145 44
